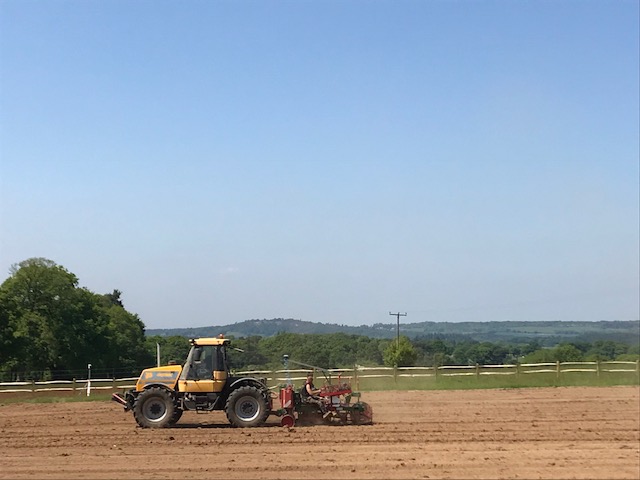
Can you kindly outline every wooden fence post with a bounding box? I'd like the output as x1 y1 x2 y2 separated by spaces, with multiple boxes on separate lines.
596 360 600 379
556 361 561 379
475 364 480 379
354 365 359 391
72 378 77 393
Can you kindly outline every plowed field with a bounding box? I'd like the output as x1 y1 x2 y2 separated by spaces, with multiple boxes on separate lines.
1 386 638 479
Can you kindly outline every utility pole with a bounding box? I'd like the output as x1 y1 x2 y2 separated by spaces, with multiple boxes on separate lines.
389 312 407 347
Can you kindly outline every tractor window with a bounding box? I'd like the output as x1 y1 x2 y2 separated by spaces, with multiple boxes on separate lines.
220 346 229 373
189 346 215 380
181 344 227 381
215 346 230 372
192 347 202 362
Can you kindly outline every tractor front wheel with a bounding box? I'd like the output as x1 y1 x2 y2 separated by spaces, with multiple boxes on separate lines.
169 407 183 426
132 387 176 428
225 385 270 428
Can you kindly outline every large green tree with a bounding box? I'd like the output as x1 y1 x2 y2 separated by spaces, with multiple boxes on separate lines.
0 258 150 379
0 289 19 370
100 292 152 373
0 258 96 372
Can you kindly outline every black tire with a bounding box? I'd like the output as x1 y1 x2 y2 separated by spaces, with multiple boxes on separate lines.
132 387 176 428
225 385 270 428
168 407 183 426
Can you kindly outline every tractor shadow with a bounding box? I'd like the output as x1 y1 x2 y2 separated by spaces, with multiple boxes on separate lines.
169 419 372 429
170 421 285 429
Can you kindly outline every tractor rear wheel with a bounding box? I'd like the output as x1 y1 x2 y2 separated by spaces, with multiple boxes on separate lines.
132 387 176 428
225 385 269 428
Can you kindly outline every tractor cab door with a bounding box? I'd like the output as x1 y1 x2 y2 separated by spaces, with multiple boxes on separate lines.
178 345 228 393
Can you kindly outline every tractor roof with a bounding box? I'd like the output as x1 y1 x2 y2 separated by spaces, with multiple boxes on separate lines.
189 337 231 346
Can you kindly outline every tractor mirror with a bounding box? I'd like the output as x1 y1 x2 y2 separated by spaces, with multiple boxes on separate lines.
193 348 202 362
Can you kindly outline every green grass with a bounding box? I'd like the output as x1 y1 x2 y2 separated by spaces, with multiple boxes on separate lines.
1 372 638 405
355 372 640 391
0 392 114 406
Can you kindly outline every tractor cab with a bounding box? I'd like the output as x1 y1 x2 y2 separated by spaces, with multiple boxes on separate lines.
179 337 231 393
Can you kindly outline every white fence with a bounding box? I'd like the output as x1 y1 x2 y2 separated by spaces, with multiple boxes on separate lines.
0 361 637 395
0 377 138 394
240 361 640 387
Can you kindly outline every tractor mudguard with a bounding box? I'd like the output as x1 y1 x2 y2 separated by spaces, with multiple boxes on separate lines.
225 377 273 412
226 376 268 393
139 382 177 393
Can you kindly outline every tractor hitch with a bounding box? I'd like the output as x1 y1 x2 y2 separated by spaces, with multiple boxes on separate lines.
111 392 131 411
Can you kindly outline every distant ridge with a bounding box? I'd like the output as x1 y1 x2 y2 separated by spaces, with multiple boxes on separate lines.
146 318 640 345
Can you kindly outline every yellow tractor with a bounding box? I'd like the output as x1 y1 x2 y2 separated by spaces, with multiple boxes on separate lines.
112 337 272 428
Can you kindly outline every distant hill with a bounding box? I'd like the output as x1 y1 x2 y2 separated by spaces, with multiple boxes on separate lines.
146 318 640 346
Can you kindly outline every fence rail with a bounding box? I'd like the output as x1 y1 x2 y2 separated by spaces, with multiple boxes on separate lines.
0 377 138 394
0 361 637 395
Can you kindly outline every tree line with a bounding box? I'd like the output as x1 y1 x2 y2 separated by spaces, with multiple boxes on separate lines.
1 258 637 381
150 332 638 372
147 318 640 346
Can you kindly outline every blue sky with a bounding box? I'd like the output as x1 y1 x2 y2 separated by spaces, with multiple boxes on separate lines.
1 1 638 329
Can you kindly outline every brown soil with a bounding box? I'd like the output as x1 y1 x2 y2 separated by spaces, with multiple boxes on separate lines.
0 386 638 479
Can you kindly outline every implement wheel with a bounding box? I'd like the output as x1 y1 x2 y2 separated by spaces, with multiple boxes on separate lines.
351 401 373 425
132 387 176 428
281 414 295 427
